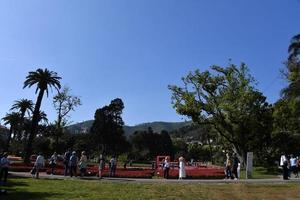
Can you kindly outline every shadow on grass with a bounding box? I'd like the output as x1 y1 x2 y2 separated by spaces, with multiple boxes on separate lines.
1 178 62 200
2 191 61 200
1 179 29 187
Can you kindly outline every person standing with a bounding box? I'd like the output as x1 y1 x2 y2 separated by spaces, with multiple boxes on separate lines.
98 154 105 179
283 159 289 180
280 154 287 168
34 153 45 179
178 156 186 180
290 154 298 178
69 151 78 177
63 149 71 176
0 153 10 183
232 153 240 180
163 156 170 179
225 153 232 179
79 151 87 177
109 156 117 177
237 163 241 179
49 152 57 175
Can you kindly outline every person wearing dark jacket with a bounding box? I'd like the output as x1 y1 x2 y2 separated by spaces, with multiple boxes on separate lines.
283 160 289 180
232 153 240 180
63 149 71 176
69 151 78 177
0 153 10 183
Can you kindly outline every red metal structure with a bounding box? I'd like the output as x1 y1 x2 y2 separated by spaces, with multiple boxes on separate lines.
156 155 170 168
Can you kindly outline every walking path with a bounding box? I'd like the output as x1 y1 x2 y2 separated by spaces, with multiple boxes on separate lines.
9 171 300 184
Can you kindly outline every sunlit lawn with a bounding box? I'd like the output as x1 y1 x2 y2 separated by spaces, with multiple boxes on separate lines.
239 167 281 179
1 177 300 200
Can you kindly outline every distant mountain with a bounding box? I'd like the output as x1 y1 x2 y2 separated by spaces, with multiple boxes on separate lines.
67 120 94 134
123 121 192 136
67 120 192 136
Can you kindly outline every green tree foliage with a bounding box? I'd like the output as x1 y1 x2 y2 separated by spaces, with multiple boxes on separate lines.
129 127 174 161
0 126 8 152
90 98 129 155
272 99 300 156
52 86 81 151
10 99 34 118
288 34 300 61
172 138 188 159
271 34 300 159
10 99 34 141
169 63 273 164
2 112 21 151
282 34 300 99
23 68 61 163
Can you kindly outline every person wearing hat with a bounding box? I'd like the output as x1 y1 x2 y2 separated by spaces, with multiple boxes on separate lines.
69 151 78 177
0 152 10 183
178 156 186 180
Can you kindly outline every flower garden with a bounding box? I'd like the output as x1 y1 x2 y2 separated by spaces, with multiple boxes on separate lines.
8 158 225 179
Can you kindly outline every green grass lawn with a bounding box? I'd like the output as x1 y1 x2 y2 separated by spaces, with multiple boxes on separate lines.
1 178 300 200
240 167 281 179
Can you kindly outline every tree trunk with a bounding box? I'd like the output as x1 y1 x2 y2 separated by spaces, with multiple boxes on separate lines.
55 114 62 152
24 89 44 163
18 111 26 141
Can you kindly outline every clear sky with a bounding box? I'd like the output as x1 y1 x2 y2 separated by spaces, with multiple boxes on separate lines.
0 0 299 126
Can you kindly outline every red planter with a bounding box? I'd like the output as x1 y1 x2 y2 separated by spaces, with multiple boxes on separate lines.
10 163 224 179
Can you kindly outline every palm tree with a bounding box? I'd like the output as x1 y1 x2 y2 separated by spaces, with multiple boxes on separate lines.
10 99 34 118
23 68 61 162
2 112 21 151
282 34 300 99
22 110 48 147
37 110 48 125
10 99 34 140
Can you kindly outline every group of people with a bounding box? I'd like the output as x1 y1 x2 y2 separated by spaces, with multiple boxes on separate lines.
30 150 118 179
280 154 300 180
61 150 88 177
161 156 186 180
224 153 240 180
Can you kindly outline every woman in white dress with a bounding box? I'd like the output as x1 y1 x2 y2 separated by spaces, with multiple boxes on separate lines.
178 156 186 180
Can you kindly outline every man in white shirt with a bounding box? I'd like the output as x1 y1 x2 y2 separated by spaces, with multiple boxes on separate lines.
290 154 298 178
280 154 287 167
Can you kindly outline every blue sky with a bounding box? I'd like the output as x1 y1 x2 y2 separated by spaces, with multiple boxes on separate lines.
0 0 299 126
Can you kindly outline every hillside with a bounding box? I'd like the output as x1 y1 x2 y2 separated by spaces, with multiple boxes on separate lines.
67 120 192 136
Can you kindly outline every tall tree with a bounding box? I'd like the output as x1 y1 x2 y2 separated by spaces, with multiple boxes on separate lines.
282 34 300 99
10 99 34 118
129 129 174 160
23 68 61 163
90 98 128 155
53 86 81 151
169 63 273 164
271 34 300 160
288 34 300 61
10 99 34 140
2 112 21 151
